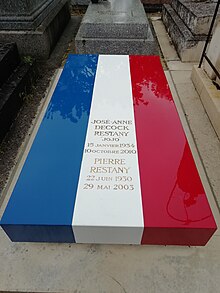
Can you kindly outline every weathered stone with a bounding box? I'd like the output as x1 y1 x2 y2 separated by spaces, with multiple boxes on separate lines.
0 0 71 59
0 0 61 30
71 0 90 4
162 4 206 61
171 0 220 35
78 1 150 39
75 35 158 55
0 0 48 15
75 0 159 55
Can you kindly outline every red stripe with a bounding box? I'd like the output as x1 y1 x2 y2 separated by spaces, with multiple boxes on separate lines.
129 56 216 245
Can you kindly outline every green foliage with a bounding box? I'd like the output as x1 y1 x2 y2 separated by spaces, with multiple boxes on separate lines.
23 56 34 65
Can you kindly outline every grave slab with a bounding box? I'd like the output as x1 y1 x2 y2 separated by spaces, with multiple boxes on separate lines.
0 0 71 59
0 55 217 246
75 0 158 55
162 4 206 61
171 0 220 35
0 0 60 30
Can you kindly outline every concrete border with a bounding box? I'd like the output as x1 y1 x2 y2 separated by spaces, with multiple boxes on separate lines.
191 66 220 140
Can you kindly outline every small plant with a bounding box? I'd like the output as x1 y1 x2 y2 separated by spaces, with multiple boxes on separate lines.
23 56 34 65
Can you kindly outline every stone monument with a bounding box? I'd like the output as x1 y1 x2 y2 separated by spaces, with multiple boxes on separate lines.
0 0 71 58
162 0 220 61
75 0 159 55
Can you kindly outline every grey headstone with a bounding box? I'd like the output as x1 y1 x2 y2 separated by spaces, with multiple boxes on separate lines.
0 0 62 30
162 4 206 61
75 0 159 55
0 0 71 59
171 0 220 35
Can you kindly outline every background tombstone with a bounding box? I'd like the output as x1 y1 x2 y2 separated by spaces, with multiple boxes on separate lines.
162 0 220 61
75 0 159 55
0 0 71 59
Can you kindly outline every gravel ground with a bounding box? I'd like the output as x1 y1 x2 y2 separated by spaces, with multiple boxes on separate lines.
0 13 82 201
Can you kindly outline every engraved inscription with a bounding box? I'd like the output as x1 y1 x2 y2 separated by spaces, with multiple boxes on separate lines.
82 119 137 191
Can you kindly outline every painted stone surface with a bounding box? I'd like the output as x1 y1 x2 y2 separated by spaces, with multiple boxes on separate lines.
0 55 217 245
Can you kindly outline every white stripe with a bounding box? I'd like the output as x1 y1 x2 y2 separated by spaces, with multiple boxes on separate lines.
72 55 144 244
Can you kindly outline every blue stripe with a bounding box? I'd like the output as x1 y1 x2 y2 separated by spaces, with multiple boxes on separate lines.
1 54 98 242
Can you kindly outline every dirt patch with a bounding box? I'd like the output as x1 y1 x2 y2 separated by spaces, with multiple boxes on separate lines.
71 5 87 16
